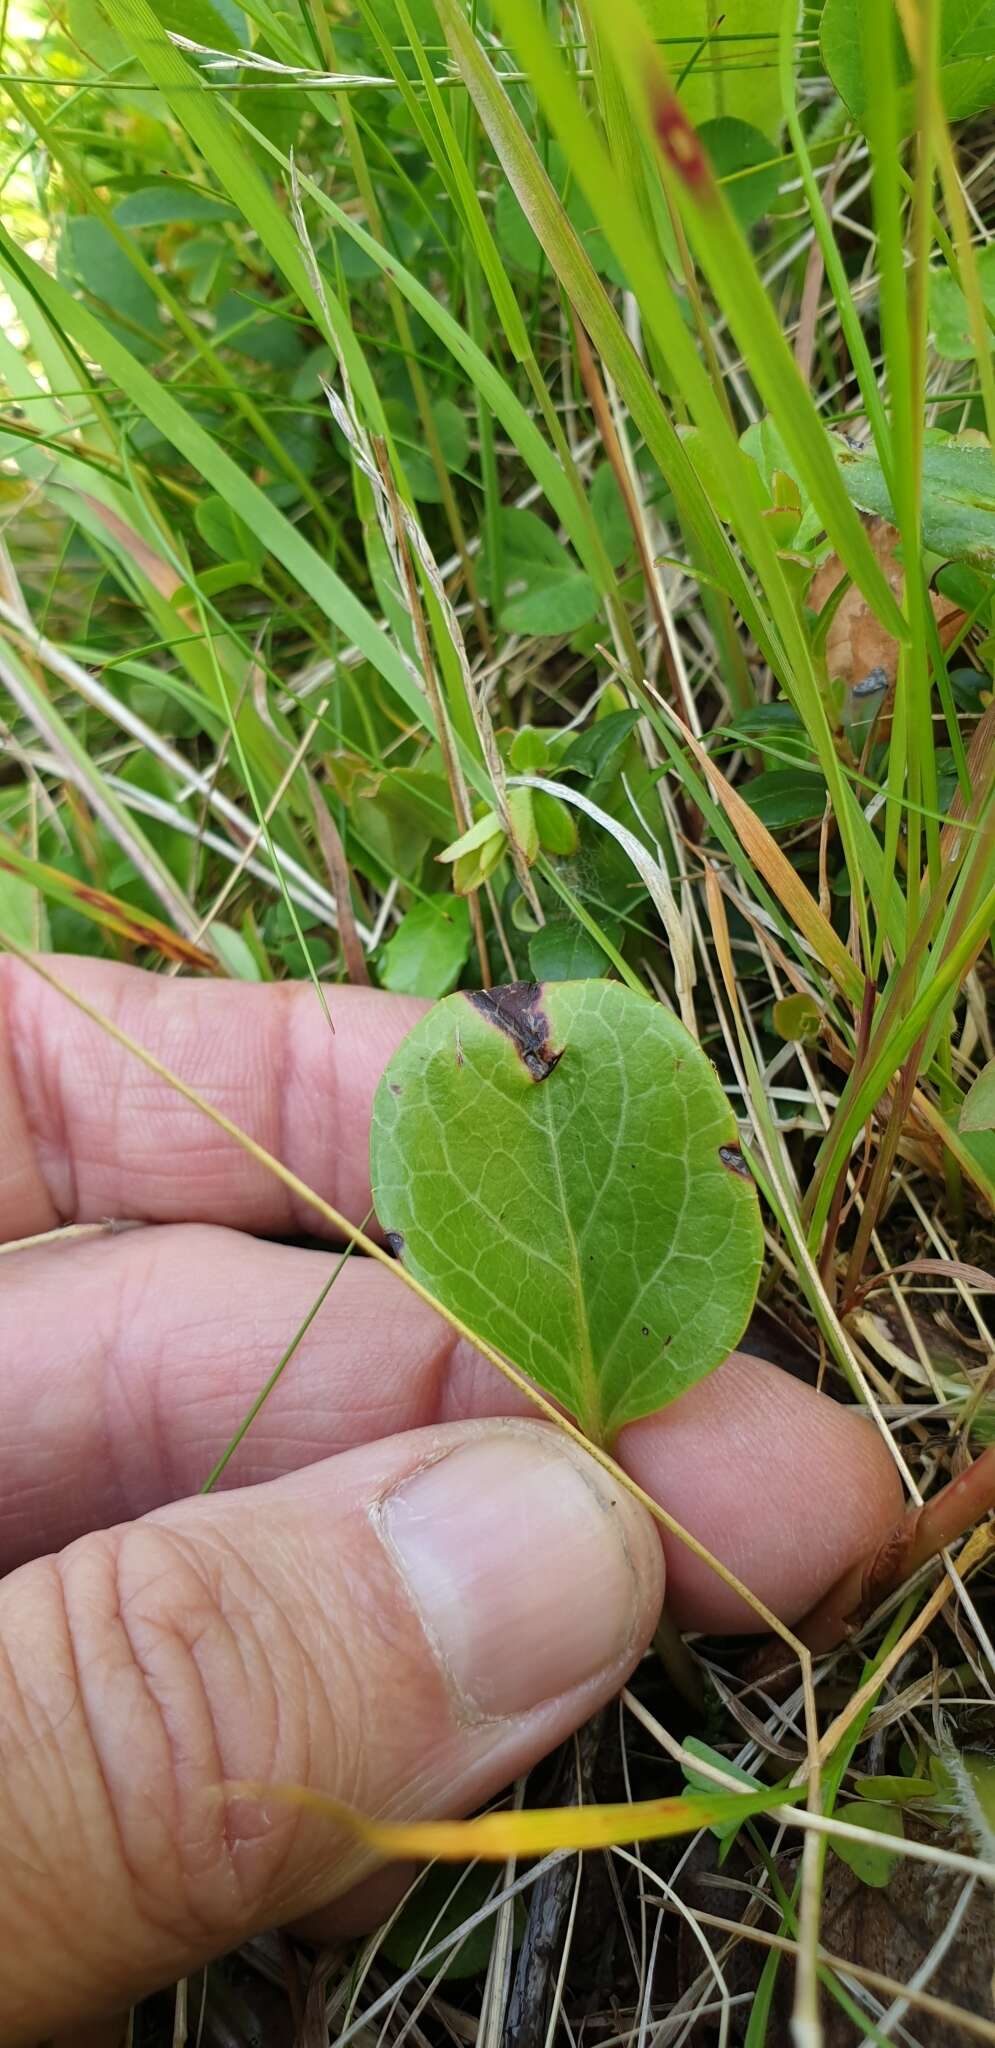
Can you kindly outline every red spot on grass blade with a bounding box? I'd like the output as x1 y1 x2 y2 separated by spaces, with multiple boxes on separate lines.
648 82 712 198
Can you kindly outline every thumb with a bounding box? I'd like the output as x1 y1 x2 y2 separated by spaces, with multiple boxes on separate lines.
0 1419 662 2043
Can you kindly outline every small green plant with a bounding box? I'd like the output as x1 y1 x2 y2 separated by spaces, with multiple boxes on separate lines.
370 977 763 1443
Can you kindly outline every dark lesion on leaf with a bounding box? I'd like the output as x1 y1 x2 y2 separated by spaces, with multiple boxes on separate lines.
465 981 563 1082
385 1230 406 1258
718 1144 752 1180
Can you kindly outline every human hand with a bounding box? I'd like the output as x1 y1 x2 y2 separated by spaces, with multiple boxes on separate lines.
0 958 902 2044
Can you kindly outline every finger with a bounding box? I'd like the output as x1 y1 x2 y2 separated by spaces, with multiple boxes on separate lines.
0 1225 510 1570
617 1356 905 1630
0 1227 902 1629
0 955 425 1243
0 1418 663 2044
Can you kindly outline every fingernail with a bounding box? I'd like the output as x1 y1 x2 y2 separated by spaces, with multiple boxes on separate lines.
380 1429 646 1718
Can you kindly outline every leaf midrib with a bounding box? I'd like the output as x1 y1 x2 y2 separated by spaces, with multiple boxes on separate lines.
536 1077 601 1442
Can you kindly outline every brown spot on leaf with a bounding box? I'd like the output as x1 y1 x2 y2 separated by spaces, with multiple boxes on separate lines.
465 981 563 1082
719 1144 752 1180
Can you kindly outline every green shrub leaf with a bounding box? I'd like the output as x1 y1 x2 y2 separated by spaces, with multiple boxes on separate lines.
590 459 634 565
698 118 781 231
487 508 600 634
194 493 264 570
746 766 827 830
930 247 995 360
113 185 237 228
961 1055 995 1133
835 437 995 570
642 0 783 138
831 1803 905 1888
380 895 473 999
59 217 160 360
822 0 995 128
528 920 616 980
370 980 763 1442
383 396 471 502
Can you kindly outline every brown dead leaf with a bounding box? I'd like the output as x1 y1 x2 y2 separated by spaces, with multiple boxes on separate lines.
811 517 965 692
805 1817 995 2045
0 853 218 972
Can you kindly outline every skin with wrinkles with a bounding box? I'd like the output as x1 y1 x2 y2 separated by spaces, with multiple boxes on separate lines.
0 958 903 2043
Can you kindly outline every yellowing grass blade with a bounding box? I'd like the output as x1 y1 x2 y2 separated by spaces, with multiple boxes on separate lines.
223 1780 802 1860
0 836 219 972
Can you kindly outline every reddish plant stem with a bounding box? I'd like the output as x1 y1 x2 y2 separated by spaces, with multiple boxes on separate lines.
796 1443 995 1657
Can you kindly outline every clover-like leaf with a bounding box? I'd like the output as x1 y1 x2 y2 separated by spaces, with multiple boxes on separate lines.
370 980 763 1443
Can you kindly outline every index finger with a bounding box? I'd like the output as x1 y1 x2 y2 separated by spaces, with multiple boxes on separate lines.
0 956 425 1242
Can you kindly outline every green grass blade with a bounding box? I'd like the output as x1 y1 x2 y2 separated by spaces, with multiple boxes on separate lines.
581 0 908 638
99 0 386 431
0 226 435 732
451 0 888 961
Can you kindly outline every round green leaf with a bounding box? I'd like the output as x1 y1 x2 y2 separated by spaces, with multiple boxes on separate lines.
960 1054 995 1133
380 894 473 999
494 182 543 272
835 438 995 572
370 980 763 1442
831 1803 905 1889
113 186 237 229
698 118 781 231
528 920 614 981
68 0 127 67
930 248 995 361
746 766 827 830
532 790 578 855
381 1864 520 1980
485 508 600 635
590 460 633 566
194 493 264 570
214 291 305 368
494 158 627 286
383 397 470 502
59 218 160 362
641 0 784 140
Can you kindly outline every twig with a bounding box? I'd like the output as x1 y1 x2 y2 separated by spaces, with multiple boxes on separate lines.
505 1715 604 2048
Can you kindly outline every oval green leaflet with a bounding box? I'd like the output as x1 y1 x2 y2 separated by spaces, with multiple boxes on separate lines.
370 980 763 1444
